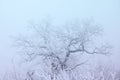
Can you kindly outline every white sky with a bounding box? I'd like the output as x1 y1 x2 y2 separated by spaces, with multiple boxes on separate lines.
0 0 120 74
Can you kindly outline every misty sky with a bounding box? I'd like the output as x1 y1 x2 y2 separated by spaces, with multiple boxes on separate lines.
0 0 120 74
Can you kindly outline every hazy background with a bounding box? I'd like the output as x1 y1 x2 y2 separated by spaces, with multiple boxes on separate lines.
0 0 120 75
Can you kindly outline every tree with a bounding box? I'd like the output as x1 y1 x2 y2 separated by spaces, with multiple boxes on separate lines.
16 20 110 80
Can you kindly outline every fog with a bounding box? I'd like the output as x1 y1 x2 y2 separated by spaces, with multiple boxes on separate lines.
0 0 120 79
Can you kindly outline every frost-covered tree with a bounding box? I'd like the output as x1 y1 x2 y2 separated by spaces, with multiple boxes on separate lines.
16 20 110 80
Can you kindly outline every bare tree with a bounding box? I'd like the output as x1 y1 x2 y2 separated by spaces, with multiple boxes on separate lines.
16 20 110 80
